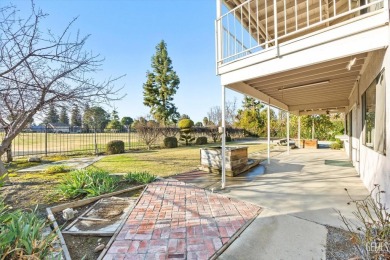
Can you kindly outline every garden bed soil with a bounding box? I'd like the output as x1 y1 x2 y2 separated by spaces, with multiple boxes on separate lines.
62 235 111 260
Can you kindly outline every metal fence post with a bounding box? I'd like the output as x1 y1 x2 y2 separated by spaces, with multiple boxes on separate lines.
45 124 48 156
128 125 131 150
94 128 98 156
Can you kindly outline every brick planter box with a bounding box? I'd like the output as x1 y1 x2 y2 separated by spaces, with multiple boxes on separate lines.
304 139 318 149
199 146 248 177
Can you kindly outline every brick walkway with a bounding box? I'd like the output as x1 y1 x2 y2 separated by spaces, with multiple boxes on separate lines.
103 180 261 260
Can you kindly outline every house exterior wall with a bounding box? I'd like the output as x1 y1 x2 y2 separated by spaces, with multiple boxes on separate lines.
347 48 390 204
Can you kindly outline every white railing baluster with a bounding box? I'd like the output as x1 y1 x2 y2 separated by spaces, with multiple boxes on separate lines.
241 6 244 53
226 15 231 57
295 0 298 30
265 0 268 48
234 10 237 56
216 0 385 64
256 0 260 45
307 0 310 26
248 1 251 50
284 0 287 35
274 0 278 50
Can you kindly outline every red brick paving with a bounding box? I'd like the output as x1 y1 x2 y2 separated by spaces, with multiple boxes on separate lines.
103 180 261 260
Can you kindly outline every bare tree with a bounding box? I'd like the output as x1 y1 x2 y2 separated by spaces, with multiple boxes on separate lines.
0 3 123 179
207 98 238 127
134 120 162 150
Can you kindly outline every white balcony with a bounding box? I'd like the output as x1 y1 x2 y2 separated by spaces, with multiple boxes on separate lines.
216 0 388 77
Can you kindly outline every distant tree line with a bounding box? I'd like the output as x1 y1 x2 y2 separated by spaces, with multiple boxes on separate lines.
38 105 134 132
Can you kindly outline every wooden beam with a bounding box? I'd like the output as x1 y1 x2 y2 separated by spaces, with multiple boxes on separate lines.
49 185 145 213
227 81 289 110
289 100 349 111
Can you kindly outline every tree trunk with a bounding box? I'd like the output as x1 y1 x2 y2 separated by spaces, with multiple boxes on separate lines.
0 160 9 184
5 144 12 163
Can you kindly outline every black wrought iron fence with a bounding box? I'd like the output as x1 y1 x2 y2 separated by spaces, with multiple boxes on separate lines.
0 125 152 158
0 125 247 159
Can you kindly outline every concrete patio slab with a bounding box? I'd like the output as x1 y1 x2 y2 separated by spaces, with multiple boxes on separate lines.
219 208 327 260
224 149 369 228
103 180 262 260
17 157 103 172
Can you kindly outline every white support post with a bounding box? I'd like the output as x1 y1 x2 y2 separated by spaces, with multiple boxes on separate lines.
267 101 271 164
298 115 301 148
287 111 290 155
221 85 226 189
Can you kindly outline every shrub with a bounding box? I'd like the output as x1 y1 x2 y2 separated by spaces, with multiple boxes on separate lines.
178 119 194 129
178 119 195 146
338 185 390 260
106 140 125 154
124 171 156 184
164 136 178 148
331 139 343 150
57 169 119 199
195 137 208 145
226 135 232 142
336 138 344 147
330 142 342 150
44 165 71 174
206 127 220 143
0 202 58 259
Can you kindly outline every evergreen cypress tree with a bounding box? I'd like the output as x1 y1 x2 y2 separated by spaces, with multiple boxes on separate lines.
44 105 59 124
143 40 180 125
70 105 82 127
59 107 69 124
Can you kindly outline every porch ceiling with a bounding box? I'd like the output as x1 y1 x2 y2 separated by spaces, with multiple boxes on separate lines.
242 53 367 112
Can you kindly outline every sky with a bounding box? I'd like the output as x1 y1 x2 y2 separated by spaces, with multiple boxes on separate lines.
13 0 243 123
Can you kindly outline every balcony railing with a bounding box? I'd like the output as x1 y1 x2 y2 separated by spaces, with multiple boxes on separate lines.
216 0 385 66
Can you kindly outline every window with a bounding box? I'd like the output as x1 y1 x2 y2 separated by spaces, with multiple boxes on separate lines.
362 70 386 154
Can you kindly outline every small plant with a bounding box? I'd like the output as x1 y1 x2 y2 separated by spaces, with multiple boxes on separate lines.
0 174 8 187
57 169 119 199
0 202 59 259
163 136 178 148
338 185 390 259
331 138 343 150
195 136 208 145
330 142 342 150
44 165 71 174
106 140 125 154
124 171 156 184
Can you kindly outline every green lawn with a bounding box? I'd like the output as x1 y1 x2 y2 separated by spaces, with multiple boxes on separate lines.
91 142 268 177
